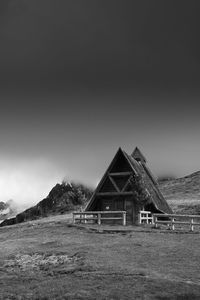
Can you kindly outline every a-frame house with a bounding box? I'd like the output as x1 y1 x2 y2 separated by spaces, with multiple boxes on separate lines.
85 147 172 225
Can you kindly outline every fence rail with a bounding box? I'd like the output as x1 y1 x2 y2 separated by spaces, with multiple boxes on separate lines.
153 213 200 231
73 211 126 226
138 210 153 224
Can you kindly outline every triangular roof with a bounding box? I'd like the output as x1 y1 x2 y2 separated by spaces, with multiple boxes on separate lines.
86 147 172 214
125 152 172 214
131 147 147 163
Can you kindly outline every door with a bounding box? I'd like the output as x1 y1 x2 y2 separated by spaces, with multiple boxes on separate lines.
125 198 136 225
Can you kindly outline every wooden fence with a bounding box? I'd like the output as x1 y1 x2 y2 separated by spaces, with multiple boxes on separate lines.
138 210 153 224
153 213 200 232
73 211 126 226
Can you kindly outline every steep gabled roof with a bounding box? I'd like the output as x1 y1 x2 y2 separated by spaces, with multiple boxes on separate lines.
85 147 136 210
125 152 172 214
86 147 172 214
131 147 147 163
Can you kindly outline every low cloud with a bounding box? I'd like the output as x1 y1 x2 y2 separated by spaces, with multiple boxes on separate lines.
0 156 66 211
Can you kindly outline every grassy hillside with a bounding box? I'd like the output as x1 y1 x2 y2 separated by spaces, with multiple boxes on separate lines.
0 215 200 299
159 171 200 214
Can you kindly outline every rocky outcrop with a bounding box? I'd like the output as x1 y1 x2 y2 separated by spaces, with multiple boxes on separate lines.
0 200 18 221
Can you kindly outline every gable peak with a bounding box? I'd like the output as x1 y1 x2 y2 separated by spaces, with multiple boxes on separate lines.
131 147 147 163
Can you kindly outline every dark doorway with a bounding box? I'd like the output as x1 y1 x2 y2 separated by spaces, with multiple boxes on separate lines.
125 198 136 225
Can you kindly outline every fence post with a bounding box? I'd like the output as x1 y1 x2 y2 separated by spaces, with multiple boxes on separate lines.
171 217 175 231
83 213 86 224
190 218 194 232
98 213 101 225
123 212 126 226
151 214 154 225
138 212 141 224
155 216 158 228
146 213 149 224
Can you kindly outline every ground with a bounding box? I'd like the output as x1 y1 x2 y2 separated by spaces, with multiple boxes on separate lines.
0 214 200 299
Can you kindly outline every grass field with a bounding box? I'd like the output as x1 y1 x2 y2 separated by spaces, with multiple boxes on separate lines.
167 199 200 214
0 214 200 299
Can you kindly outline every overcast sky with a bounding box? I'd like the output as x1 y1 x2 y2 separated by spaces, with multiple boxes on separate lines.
0 1 200 207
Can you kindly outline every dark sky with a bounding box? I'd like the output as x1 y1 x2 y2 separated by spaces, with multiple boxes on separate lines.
0 1 200 206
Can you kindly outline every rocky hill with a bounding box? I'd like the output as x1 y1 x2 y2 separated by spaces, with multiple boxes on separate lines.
159 171 200 214
0 200 18 221
0 202 9 221
0 202 7 211
0 182 93 227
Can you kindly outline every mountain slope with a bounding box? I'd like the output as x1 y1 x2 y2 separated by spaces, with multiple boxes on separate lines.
159 171 200 200
0 181 93 227
159 171 200 214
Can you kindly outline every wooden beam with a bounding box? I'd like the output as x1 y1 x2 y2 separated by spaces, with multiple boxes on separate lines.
97 192 134 196
153 213 200 218
122 178 131 192
100 217 123 220
109 172 132 176
109 175 120 192
73 210 126 214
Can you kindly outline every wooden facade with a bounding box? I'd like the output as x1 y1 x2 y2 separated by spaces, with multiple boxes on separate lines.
85 147 172 225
